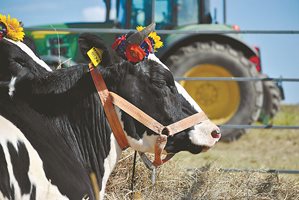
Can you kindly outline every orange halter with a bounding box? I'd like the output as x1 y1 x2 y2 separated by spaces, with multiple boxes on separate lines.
89 63 208 166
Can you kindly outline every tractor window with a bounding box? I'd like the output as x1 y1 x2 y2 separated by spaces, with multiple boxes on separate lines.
155 0 172 27
130 0 152 27
177 0 199 26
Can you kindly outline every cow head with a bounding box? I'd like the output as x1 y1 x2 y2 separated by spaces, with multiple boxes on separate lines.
0 37 53 96
79 24 221 156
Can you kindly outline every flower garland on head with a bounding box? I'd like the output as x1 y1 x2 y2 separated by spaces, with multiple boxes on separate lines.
112 25 163 63
0 14 25 42
136 26 163 51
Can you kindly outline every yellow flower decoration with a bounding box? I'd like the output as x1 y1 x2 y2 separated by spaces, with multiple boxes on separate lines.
136 25 163 51
0 14 25 41
136 26 145 32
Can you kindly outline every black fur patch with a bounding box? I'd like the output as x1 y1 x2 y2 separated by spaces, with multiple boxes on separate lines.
30 185 36 200
7 141 31 195
0 145 12 199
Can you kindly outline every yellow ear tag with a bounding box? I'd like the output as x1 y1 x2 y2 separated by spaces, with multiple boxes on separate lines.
87 47 103 67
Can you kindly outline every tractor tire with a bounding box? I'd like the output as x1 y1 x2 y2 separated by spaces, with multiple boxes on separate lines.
165 42 263 142
258 74 281 124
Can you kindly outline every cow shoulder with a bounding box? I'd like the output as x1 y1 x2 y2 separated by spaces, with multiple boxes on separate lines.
0 100 95 199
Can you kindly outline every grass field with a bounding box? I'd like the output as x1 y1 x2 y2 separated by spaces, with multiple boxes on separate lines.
106 105 299 199
174 105 299 173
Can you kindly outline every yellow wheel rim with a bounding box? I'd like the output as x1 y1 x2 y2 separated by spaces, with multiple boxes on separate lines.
180 64 240 124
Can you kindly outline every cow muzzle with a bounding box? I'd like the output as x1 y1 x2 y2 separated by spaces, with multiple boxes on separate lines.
188 120 221 151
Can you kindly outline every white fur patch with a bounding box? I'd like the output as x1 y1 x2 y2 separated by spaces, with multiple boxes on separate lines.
100 134 121 200
0 115 68 200
115 107 158 153
4 38 53 72
8 76 17 97
175 82 203 112
0 192 9 200
148 53 169 69
188 122 220 147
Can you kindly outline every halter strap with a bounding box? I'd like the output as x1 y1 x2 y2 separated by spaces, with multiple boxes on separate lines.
109 92 208 136
89 64 129 150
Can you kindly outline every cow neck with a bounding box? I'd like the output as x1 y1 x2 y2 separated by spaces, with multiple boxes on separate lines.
88 63 129 150
88 63 208 167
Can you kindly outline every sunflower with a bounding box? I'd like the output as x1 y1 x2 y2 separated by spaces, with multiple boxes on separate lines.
0 14 25 41
136 25 163 50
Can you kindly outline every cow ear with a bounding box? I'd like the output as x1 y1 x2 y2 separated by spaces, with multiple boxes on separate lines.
78 33 113 67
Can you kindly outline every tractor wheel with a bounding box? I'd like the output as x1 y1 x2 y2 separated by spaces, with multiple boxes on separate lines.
165 42 263 142
258 74 281 124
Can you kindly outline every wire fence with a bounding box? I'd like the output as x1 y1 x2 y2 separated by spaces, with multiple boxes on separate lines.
219 124 299 130
220 168 299 175
163 29 299 175
26 26 299 174
175 76 299 130
187 168 299 175
25 27 299 35
175 77 299 82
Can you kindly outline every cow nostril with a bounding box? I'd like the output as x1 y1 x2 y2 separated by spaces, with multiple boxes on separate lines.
211 130 221 139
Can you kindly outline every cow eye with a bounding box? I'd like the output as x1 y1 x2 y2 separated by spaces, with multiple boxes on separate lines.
152 80 166 88
15 58 26 67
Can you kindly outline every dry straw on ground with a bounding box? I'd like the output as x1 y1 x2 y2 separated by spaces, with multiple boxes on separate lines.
105 150 299 200
106 105 299 199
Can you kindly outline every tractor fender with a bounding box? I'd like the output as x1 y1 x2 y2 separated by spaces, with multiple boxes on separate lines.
158 34 259 62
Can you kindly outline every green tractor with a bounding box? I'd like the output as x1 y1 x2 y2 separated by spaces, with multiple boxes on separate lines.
25 0 282 141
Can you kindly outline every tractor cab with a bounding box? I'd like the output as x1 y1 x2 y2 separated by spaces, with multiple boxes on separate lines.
115 0 212 29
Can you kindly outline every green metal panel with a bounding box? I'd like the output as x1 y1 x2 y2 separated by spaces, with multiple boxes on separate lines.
25 22 116 64
164 24 240 46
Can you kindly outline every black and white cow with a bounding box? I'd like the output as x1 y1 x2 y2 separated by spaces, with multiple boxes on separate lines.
0 29 220 199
